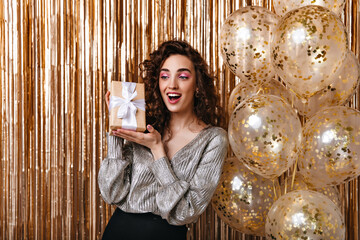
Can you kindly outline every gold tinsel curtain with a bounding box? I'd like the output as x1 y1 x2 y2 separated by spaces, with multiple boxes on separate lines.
0 0 359 239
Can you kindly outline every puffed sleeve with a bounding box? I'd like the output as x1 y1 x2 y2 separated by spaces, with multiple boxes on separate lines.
149 130 228 225
98 134 133 205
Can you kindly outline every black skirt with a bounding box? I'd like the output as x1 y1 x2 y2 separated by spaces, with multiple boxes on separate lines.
101 208 188 240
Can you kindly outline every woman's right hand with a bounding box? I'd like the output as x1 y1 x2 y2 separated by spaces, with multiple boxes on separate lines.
112 125 166 161
105 91 111 110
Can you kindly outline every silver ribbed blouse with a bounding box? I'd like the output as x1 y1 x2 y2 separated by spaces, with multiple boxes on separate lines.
98 126 228 226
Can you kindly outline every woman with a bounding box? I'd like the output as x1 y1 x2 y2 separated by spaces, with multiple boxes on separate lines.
98 40 228 240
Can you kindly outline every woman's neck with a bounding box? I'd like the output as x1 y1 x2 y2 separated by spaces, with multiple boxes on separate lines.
167 110 207 134
168 111 198 133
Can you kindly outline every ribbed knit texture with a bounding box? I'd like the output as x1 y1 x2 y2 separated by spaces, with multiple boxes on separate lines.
98 126 228 226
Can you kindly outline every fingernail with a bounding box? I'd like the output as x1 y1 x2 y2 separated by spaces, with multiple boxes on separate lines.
147 125 152 130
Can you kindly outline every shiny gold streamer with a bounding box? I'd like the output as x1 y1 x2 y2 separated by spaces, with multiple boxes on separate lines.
0 0 359 239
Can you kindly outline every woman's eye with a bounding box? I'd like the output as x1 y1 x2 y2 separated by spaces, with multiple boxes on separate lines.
160 75 169 79
179 75 189 79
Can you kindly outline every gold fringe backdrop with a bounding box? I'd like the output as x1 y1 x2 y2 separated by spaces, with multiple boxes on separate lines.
0 0 359 239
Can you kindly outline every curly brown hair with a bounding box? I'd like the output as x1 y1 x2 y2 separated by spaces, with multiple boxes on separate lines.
140 40 223 135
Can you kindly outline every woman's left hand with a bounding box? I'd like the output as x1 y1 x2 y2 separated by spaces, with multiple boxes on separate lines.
112 125 166 160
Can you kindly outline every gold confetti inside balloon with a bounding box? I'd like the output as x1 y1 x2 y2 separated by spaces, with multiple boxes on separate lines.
220 6 280 87
281 174 341 207
291 50 360 117
228 82 258 116
273 0 346 17
228 79 292 116
265 190 345 239
315 186 342 209
228 95 302 179
299 106 360 188
271 5 348 99
257 79 293 107
212 157 277 237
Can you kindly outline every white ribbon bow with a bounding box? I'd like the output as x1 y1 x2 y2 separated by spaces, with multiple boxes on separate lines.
109 82 145 131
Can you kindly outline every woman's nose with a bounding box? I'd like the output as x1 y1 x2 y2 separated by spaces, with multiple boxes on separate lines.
168 78 178 89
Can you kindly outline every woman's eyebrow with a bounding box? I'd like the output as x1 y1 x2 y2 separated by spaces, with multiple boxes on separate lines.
177 68 191 73
160 68 191 73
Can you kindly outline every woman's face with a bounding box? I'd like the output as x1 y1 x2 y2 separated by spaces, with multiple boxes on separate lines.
159 54 197 115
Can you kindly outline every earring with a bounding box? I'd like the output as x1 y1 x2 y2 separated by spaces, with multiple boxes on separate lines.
195 89 200 98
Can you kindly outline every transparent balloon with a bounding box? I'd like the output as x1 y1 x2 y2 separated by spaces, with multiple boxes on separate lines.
228 95 302 179
266 190 345 239
281 174 341 207
299 106 360 188
220 6 280 87
291 50 360 117
212 157 277 236
228 82 257 116
228 79 292 116
273 0 345 17
271 5 348 98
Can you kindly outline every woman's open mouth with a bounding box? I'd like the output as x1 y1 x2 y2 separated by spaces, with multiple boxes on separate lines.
167 93 182 104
